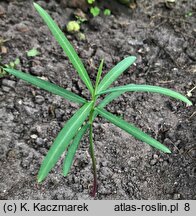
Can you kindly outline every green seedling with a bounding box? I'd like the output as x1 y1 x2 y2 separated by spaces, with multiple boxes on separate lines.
5 58 20 68
66 20 85 40
66 21 80 33
87 0 95 4
2 3 192 196
90 6 100 17
87 0 111 18
185 12 193 18
1 47 39 78
0 57 20 78
104 9 111 16
27 48 40 57
67 12 87 35
75 15 87 24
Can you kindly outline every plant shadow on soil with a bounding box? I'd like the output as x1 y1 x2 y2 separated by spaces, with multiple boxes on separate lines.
0 0 195 199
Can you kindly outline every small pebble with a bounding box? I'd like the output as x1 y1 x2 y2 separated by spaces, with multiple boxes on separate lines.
101 161 108 167
1 46 7 54
2 79 16 89
24 106 38 116
153 154 159 159
35 95 45 104
163 138 173 146
2 86 10 92
30 65 44 76
150 159 157 166
31 134 38 139
15 23 29 32
35 137 45 146
162 161 168 167
55 108 65 120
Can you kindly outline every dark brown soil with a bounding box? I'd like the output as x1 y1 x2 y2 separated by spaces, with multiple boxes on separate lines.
0 0 195 199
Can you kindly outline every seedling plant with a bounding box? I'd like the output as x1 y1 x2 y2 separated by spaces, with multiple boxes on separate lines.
2 3 192 196
90 6 100 17
87 0 111 17
0 48 40 78
0 57 20 78
87 0 95 4
66 1 111 34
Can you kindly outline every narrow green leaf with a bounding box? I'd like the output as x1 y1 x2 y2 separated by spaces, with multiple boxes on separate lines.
4 68 86 104
97 56 136 94
63 124 89 176
94 59 104 95
96 107 171 153
33 3 94 95
38 102 93 182
97 84 192 106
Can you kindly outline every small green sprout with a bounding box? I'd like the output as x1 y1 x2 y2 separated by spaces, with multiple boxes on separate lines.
87 0 95 4
27 48 40 57
0 57 20 77
76 32 86 41
104 9 111 16
66 21 80 33
185 12 193 18
90 6 100 17
1 47 38 78
75 15 87 24
6 58 20 68
3 3 192 197
86 0 111 18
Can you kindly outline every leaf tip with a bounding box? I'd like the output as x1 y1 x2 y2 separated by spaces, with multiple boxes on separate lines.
33 2 37 7
37 177 43 183
33 2 41 11
128 55 137 62
62 171 68 177
165 148 172 154
37 171 45 183
62 166 70 177
187 100 193 106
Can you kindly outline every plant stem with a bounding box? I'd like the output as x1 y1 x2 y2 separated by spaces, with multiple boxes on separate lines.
88 60 103 197
89 118 97 197
89 87 98 197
